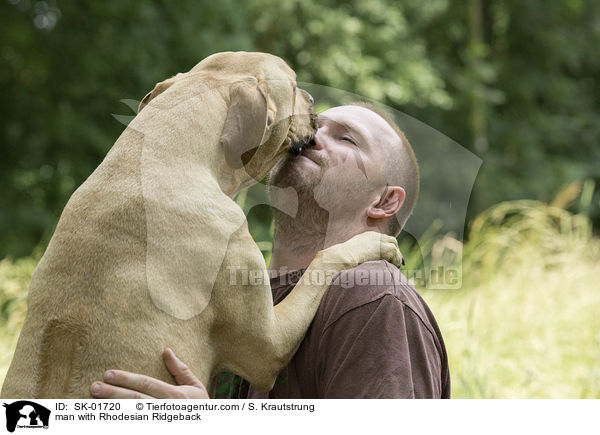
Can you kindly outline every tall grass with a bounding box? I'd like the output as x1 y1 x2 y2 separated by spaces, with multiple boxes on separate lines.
0 200 598 397
421 200 600 398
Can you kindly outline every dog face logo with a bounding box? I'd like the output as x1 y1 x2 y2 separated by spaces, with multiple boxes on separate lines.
2 401 50 433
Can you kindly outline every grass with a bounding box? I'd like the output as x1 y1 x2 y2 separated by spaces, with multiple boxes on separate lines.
0 200 598 398
420 201 600 398
0 255 37 386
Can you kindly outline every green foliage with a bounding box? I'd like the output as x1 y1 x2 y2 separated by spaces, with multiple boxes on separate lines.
245 0 451 108
1 0 256 257
2 0 599 257
411 0 600 222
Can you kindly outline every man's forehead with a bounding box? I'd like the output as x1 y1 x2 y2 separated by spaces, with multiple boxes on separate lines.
319 105 399 146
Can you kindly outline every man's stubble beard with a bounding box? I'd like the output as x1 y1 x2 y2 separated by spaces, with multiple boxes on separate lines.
266 153 333 252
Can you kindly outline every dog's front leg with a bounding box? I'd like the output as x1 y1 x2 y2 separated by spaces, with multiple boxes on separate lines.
213 230 402 392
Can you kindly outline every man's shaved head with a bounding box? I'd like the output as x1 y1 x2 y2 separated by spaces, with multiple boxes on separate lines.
267 102 419 251
349 102 419 235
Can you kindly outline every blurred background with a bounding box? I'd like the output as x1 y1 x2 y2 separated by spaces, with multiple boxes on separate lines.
1 0 599 397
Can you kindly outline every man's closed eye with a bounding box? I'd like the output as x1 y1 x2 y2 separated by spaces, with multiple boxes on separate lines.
342 136 358 146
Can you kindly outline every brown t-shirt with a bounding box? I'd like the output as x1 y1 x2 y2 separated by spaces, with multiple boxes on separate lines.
215 260 450 399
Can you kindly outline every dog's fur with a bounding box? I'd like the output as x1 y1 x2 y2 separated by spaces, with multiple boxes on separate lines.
1 52 401 398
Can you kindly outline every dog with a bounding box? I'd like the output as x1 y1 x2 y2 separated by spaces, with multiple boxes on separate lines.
1 52 402 397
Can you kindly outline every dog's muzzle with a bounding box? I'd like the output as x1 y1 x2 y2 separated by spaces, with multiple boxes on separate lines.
290 137 315 155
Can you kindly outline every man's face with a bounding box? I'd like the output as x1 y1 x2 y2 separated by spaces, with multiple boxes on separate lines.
268 105 398 227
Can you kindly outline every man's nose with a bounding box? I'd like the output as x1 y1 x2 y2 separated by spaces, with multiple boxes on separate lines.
310 132 324 150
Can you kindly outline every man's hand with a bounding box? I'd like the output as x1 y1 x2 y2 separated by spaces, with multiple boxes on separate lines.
90 348 209 399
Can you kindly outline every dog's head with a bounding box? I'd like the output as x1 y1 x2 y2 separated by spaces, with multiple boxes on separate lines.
196 52 316 182
139 51 316 186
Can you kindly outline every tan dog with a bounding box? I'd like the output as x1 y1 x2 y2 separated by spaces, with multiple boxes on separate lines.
1 52 402 398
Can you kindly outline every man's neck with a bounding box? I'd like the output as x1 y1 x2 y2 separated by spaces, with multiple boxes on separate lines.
268 226 324 272
268 217 369 273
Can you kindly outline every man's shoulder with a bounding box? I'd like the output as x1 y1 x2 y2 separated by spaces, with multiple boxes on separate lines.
324 259 413 308
316 260 437 335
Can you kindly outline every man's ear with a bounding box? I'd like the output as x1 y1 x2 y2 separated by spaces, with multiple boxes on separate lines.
367 186 406 219
221 79 273 170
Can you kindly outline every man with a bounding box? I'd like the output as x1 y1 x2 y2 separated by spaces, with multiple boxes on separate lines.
90 104 450 399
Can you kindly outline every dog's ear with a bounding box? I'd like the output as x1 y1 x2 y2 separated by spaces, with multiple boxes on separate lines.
138 75 181 113
220 80 274 170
